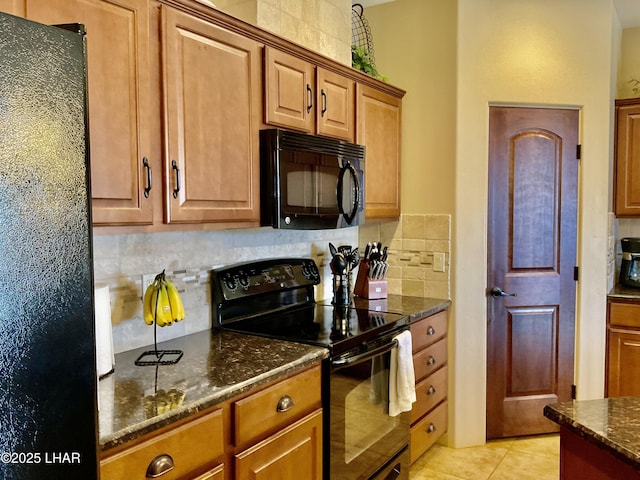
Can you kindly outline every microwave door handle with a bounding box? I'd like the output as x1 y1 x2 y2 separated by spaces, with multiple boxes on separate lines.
336 162 360 225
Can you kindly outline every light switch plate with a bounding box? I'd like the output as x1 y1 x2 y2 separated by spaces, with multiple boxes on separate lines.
433 253 446 272
142 274 156 294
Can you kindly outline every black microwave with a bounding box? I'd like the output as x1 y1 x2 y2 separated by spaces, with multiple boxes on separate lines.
260 129 365 230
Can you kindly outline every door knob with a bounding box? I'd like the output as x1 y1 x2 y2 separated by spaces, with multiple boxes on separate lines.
489 287 516 297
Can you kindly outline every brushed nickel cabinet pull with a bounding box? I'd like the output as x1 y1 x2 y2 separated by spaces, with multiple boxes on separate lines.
427 385 436 396
426 326 435 336
427 423 436 434
427 355 436 366
276 394 294 412
171 160 180 199
146 453 175 478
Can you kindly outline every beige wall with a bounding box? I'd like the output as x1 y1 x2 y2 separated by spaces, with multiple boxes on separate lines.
363 0 456 214
367 0 618 447
618 26 640 98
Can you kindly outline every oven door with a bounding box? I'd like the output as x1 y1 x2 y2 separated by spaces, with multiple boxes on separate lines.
329 330 410 480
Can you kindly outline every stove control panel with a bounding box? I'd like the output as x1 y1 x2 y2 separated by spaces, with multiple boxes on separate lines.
212 258 320 301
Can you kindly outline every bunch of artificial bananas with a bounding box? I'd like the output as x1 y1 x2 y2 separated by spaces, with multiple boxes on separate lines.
142 270 185 327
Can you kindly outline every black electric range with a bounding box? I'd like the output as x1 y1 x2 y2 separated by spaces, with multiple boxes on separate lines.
210 258 411 480
210 258 406 356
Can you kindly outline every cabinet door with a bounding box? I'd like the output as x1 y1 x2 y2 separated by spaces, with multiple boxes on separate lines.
316 68 354 142
0 0 24 15
162 6 261 224
608 328 640 397
264 46 315 133
356 83 402 221
235 409 322 480
614 100 640 216
27 0 153 225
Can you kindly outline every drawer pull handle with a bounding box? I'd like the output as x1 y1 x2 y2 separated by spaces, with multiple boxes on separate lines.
427 385 436 396
146 454 175 478
426 326 435 336
427 355 436 366
427 423 436 434
276 394 295 412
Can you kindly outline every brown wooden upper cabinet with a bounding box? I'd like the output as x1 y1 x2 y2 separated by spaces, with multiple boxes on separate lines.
25 0 154 226
614 98 640 216
161 6 261 224
264 46 355 143
356 84 402 221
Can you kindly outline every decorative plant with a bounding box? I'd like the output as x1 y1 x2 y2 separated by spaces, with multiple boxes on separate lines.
351 45 387 82
630 77 640 96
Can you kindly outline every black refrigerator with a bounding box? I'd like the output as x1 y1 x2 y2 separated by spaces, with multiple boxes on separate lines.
0 11 99 480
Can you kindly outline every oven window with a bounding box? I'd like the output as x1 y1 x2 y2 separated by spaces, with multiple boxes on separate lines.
331 346 409 479
344 358 399 463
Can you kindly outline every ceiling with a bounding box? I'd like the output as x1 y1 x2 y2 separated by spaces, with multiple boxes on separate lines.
355 0 640 28
614 0 640 28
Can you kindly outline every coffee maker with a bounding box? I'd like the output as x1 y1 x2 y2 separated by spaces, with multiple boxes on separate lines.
620 238 640 288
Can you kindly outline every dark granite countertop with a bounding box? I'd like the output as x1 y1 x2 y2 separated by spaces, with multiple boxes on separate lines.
353 294 451 322
98 330 327 452
544 397 640 469
609 283 640 300
98 295 450 453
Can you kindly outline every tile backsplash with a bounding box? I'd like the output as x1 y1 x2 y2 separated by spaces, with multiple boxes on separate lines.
95 214 452 354
93 226 357 353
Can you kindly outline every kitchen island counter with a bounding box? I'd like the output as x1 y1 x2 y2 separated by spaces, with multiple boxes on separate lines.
544 397 640 478
98 330 327 452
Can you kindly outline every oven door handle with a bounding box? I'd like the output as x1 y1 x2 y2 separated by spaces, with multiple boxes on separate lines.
331 339 398 369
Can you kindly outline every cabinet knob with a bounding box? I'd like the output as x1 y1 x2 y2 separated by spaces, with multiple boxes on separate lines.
427 423 436 434
427 385 436 396
426 326 436 336
276 394 295 412
427 355 436 366
146 453 175 478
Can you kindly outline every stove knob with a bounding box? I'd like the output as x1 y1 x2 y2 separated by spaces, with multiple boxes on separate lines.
238 274 250 288
224 275 237 291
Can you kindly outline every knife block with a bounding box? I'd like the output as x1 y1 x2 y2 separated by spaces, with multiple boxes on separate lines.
354 261 387 299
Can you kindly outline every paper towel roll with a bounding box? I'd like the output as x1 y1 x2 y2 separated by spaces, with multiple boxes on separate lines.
94 283 115 379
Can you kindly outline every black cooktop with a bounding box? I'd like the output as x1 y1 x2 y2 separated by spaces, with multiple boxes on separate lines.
211 258 407 356
219 303 406 355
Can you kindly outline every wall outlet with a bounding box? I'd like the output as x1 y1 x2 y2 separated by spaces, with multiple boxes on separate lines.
142 273 156 294
433 253 446 272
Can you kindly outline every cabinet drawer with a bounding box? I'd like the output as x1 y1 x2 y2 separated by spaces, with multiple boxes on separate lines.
100 408 224 480
193 463 224 480
234 365 321 446
413 337 447 383
411 366 447 424
235 409 323 480
410 311 447 352
410 401 447 464
609 302 640 328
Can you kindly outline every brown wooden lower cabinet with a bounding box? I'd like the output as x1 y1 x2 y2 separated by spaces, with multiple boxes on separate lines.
607 299 640 397
559 427 640 480
235 409 323 480
100 365 322 480
409 310 448 464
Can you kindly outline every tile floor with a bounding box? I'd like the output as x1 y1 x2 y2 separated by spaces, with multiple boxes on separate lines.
409 434 560 480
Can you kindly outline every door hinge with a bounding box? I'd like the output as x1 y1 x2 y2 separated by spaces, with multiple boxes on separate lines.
576 144 582 160
571 384 577 400
573 266 579 281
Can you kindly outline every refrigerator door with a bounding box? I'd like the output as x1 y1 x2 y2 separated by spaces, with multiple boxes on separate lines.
0 12 98 479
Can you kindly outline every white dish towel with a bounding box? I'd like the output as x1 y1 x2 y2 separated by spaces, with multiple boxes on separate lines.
389 330 416 417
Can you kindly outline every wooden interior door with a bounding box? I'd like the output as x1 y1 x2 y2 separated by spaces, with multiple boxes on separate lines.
487 106 578 438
